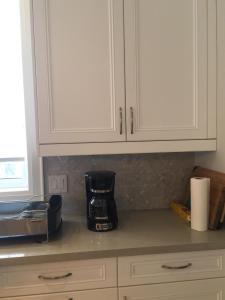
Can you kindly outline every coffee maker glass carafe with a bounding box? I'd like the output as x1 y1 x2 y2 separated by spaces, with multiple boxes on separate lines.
85 171 118 232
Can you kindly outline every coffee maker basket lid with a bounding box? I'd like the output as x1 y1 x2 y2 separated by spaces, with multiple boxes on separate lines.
85 171 115 178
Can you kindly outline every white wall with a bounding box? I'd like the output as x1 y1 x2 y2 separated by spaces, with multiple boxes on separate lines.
195 0 225 173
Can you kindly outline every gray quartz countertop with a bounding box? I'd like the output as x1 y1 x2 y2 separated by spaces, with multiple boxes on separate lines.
0 209 225 266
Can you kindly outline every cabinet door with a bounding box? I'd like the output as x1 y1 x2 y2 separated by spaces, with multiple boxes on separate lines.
33 0 126 143
118 250 225 286
0 288 117 300
0 257 117 298
119 278 225 300
124 0 216 141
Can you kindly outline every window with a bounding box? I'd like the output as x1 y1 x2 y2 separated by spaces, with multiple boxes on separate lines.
0 0 42 199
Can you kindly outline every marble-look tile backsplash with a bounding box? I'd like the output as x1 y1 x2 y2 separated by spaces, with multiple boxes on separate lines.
43 153 194 215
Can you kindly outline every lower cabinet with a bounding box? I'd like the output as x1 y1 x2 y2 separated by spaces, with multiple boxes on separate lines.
118 250 225 286
2 279 225 300
0 257 117 298
2 251 225 300
119 278 225 300
1 288 117 300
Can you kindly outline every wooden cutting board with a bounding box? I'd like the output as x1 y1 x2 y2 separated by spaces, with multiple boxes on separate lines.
192 166 225 230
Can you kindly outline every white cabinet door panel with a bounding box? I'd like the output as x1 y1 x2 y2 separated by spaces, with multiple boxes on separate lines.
118 250 225 286
0 257 116 297
119 278 225 300
0 288 117 300
124 0 214 141
33 0 126 143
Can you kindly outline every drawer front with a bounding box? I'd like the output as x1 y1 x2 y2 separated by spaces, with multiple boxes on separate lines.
118 250 225 286
0 258 117 298
0 287 117 300
119 278 225 300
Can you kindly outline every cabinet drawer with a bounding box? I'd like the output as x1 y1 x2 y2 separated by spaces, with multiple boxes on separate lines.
0 287 117 300
118 250 225 286
119 278 225 300
0 257 117 298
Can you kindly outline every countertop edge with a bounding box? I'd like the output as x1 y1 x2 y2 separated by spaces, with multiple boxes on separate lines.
1 242 225 267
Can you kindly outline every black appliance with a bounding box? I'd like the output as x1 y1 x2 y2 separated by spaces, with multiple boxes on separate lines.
48 194 62 236
85 171 118 232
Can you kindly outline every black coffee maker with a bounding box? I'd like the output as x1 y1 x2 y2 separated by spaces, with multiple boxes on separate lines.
85 171 118 232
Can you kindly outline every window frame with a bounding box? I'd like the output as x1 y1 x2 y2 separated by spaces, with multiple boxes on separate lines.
0 0 43 200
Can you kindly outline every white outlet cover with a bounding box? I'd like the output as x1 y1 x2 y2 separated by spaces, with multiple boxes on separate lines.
48 175 68 194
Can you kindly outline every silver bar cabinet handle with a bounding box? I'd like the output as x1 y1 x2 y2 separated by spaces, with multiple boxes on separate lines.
161 263 192 270
130 107 134 134
119 107 123 135
38 272 72 280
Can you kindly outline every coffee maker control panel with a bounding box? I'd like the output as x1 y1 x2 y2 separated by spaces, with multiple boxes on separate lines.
95 223 113 231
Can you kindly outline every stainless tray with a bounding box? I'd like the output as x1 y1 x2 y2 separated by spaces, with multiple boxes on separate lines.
0 199 49 240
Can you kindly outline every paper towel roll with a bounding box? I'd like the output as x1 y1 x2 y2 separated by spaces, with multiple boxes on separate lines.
191 177 210 231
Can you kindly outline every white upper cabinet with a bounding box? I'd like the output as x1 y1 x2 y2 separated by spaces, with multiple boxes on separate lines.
33 0 126 143
32 0 216 155
124 0 216 141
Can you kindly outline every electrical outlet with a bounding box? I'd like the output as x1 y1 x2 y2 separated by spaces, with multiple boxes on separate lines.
48 175 68 194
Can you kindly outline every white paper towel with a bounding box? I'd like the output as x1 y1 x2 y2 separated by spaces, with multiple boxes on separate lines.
191 177 210 231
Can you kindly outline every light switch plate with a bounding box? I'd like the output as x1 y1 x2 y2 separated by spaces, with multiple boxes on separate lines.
48 175 68 194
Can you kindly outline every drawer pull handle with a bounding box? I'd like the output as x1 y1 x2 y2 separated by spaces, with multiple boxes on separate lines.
38 272 72 280
130 106 134 134
161 263 192 270
119 107 123 134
